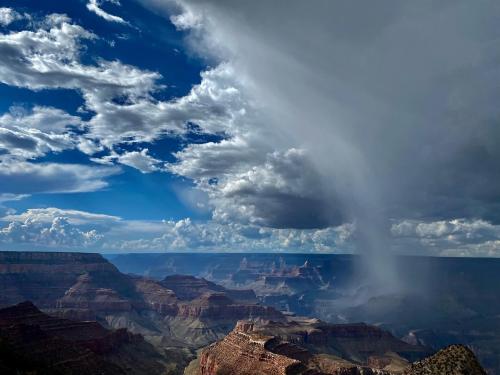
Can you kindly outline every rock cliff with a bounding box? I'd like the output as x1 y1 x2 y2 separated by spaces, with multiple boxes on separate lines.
0 301 167 375
195 320 486 375
161 274 258 303
0 251 284 348
194 320 445 375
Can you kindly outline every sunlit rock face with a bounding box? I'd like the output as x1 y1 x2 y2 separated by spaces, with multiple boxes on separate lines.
195 320 485 375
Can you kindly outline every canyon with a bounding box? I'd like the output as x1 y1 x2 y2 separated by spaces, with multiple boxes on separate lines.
111 252 500 374
0 251 285 350
0 251 491 374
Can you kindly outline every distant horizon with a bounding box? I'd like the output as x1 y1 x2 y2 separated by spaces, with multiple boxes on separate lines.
2 249 500 261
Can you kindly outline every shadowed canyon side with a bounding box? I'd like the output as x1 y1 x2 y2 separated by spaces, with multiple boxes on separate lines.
0 301 167 375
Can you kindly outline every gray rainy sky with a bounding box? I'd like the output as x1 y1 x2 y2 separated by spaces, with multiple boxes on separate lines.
163 0 500 224
140 0 500 257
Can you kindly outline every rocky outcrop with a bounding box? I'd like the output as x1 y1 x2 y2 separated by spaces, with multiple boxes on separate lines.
196 320 439 375
0 301 167 375
403 345 487 375
197 321 487 375
199 321 303 375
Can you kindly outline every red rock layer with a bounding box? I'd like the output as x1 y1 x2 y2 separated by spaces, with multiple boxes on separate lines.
196 320 444 375
177 292 284 321
199 323 303 375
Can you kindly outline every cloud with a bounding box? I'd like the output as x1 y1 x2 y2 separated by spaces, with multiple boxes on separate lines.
135 0 500 265
0 105 120 197
0 207 355 252
85 63 247 146
1 4 499 258
0 106 82 133
0 12 256 195
144 0 500 226
0 207 122 250
0 194 28 204
0 127 74 161
391 218 500 257
110 217 356 253
0 14 158 95
170 136 265 179
92 148 165 173
2 206 497 257
171 139 343 229
0 162 120 194
86 0 128 24
0 216 103 248
0 7 24 26
0 106 85 162
170 7 201 30
3 207 120 226
0 194 29 217
0 15 246 148
212 148 340 229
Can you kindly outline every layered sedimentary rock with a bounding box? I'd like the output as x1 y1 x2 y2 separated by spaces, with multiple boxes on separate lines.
0 251 284 348
107 253 500 374
196 320 486 375
0 251 128 308
198 321 302 375
57 273 133 312
161 274 257 303
177 292 284 321
0 252 125 307
0 302 167 375
196 320 437 375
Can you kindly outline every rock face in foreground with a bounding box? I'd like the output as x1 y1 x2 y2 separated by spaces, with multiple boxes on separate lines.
198 321 302 375
196 320 485 375
0 301 167 375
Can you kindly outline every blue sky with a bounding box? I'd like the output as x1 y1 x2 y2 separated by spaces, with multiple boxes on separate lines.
0 0 208 221
0 1 499 257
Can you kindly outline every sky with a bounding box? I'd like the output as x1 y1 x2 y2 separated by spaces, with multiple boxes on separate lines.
0 0 499 256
